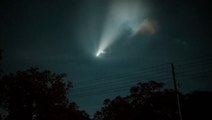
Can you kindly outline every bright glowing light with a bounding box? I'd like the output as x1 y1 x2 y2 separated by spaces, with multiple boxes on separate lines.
96 50 105 57
96 0 148 56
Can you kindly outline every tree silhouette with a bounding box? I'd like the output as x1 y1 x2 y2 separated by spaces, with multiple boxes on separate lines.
0 68 90 120
94 81 212 120
93 81 178 120
182 91 212 120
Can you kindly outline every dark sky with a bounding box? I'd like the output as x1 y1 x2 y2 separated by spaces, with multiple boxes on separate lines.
1 0 212 116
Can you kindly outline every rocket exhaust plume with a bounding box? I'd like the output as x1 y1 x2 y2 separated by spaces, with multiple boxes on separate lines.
96 0 158 57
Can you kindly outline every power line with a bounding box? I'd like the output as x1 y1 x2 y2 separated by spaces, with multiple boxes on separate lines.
74 63 169 84
74 66 170 86
71 56 212 99
72 78 171 96
74 70 171 90
71 76 172 96
71 72 210 98
74 57 212 88
73 73 171 90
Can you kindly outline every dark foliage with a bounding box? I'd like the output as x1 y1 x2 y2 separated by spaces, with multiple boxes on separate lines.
182 91 212 120
94 81 212 120
0 68 90 120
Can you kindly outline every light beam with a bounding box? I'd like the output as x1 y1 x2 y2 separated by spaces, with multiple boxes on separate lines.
96 0 147 57
96 50 105 57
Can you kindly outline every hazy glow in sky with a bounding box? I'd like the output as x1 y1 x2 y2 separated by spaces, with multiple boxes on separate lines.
96 50 105 57
96 0 145 57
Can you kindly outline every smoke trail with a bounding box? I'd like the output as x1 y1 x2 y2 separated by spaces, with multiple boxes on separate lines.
96 0 158 57
97 0 144 53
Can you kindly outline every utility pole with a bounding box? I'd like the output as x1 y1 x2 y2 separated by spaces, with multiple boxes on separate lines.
171 63 182 120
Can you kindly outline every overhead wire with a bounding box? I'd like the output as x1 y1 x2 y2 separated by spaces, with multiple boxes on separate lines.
74 63 169 84
71 75 171 96
71 56 212 98
73 69 171 90
73 70 171 89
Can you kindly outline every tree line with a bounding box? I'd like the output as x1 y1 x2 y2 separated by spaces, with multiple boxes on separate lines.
0 51 212 120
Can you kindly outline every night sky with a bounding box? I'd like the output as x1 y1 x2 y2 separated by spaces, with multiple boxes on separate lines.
1 0 212 116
